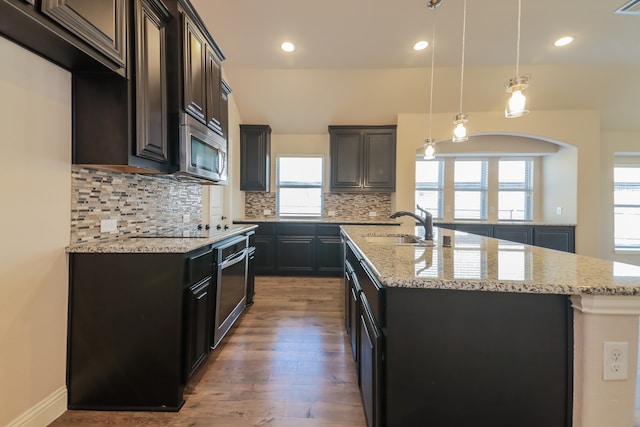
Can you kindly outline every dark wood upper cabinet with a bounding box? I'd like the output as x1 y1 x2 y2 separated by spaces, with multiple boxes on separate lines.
220 80 232 141
240 124 271 191
41 0 127 68
73 0 171 172
134 0 169 163
329 125 396 192
180 5 224 136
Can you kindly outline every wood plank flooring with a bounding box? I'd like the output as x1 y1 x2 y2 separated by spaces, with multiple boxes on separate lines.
50 276 366 427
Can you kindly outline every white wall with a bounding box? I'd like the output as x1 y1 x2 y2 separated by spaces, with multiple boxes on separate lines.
0 38 71 426
542 145 578 224
269 133 329 191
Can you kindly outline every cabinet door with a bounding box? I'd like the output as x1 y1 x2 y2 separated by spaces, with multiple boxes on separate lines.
220 80 232 141
240 125 271 191
456 224 493 237
184 277 212 380
316 236 343 276
359 296 383 427
493 225 533 245
41 0 126 67
330 130 363 190
205 45 222 134
134 0 169 163
363 129 396 190
275 236 316 274
254 235 276 274
533 226 575 253
182 13 206 124
350 271 360 365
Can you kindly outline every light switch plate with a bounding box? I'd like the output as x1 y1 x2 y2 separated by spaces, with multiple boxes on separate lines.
182 214 190 223
369 211 377 217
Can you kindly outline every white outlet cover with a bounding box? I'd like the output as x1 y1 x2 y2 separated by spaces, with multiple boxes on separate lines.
100 219 117 233
263 209 271 216
603 341 628 381
182 214 190 223
328 210 336 217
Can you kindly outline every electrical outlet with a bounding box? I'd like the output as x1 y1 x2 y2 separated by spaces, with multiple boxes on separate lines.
328 210 336 217
556 206 562 215
100 219 117 233
263 209 271 216
489 206 496 214
369 211 377 217
603 341 628 380
182 214 190 223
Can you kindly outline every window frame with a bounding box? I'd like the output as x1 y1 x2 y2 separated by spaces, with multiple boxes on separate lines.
497 158 534 221
275 155 324 217
415 158 444 219
453 159 489 220
613 160 640 251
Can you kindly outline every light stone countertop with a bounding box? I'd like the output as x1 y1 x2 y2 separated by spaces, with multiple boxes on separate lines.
434 220 577 226
341 224 640 296
234 217 400 225
66 225 258 254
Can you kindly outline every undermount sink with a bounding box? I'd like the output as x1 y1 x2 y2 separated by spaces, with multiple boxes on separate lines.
364 234 433 246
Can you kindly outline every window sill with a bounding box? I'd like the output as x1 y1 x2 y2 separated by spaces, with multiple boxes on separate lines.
614 249 640 255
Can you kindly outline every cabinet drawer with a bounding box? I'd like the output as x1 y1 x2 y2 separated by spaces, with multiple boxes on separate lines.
186 246 214 285
357 260 385 327
317 224 341 236
255 223 275 235
276 223 316 235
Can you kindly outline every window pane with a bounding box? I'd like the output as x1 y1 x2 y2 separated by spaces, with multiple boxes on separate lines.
454 191 486 219
277 156 323 216
499 160 527 185
416 160 441 186
498 191 527 220
416 190 441 219
278 188 322 215
614 164 640 249
454 160 486 188
278 157 323 185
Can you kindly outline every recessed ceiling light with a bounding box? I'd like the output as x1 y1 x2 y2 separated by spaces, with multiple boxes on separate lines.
281 41 296 52
554 36 575 47
413 40 429 51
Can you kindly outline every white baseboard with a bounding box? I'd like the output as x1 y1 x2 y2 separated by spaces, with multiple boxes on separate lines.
7 387 67 427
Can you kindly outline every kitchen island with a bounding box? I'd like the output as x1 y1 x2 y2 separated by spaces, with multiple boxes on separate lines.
341 224 640 427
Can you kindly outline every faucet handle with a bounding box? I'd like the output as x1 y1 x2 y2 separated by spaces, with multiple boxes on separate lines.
416 204 428 218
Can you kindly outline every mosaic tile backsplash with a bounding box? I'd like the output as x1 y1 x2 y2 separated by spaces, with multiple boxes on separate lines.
71 166 203 243
245 191 392 220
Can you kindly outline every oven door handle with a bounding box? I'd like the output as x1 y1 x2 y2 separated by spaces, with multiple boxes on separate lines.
219 248 247 269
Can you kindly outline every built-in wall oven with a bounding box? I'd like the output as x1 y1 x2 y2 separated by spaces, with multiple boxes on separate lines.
212 234 248 348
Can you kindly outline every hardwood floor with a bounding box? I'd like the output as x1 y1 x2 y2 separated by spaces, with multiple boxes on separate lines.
50 276 366 427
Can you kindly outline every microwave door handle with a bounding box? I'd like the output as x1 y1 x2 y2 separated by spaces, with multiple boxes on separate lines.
218 151 226 175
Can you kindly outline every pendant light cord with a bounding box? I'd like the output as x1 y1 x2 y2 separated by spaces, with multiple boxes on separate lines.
458 0 467 113
515 0 521 76
428 20 436 141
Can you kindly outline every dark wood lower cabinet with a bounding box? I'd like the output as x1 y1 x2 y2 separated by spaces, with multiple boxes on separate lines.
253 235 275 274
276 235 316 273
342 233 573 427
316 236 343 274
436 223 576 253
183 277 212 380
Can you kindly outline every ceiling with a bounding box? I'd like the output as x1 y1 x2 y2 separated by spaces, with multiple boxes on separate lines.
191 0 640 134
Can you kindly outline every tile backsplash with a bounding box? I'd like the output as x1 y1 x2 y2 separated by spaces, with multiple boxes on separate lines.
71 166 203 243
244 191 392 220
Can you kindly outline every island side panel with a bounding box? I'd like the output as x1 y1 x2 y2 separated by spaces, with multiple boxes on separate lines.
384 287 573 427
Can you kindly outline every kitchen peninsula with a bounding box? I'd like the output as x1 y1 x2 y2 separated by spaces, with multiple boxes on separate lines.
341 224 640 427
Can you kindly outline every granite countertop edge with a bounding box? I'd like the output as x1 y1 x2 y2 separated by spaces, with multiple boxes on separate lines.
234 217 401 225
340 224 640 297
66 225 258 254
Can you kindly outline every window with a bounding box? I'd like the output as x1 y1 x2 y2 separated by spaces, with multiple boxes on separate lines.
498 159 533 220
454 160 488 220
276 156 323 216
614 164 640 250
415 159 444 219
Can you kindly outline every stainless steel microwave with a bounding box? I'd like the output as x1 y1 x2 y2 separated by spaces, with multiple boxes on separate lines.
175 114 228 184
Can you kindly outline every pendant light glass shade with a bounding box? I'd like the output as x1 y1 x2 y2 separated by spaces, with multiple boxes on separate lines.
505 75 529 118
424 138 436 160
505 0 530 118
453 0 469 142
452 113 468 142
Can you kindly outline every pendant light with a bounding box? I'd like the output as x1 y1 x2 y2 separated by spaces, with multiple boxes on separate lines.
452 0 468 142
423 8 438 160
505 0 530 118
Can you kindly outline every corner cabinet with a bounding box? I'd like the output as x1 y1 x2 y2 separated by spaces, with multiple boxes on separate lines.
240 125 271 191
329 125 396 192
73 0 172 173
